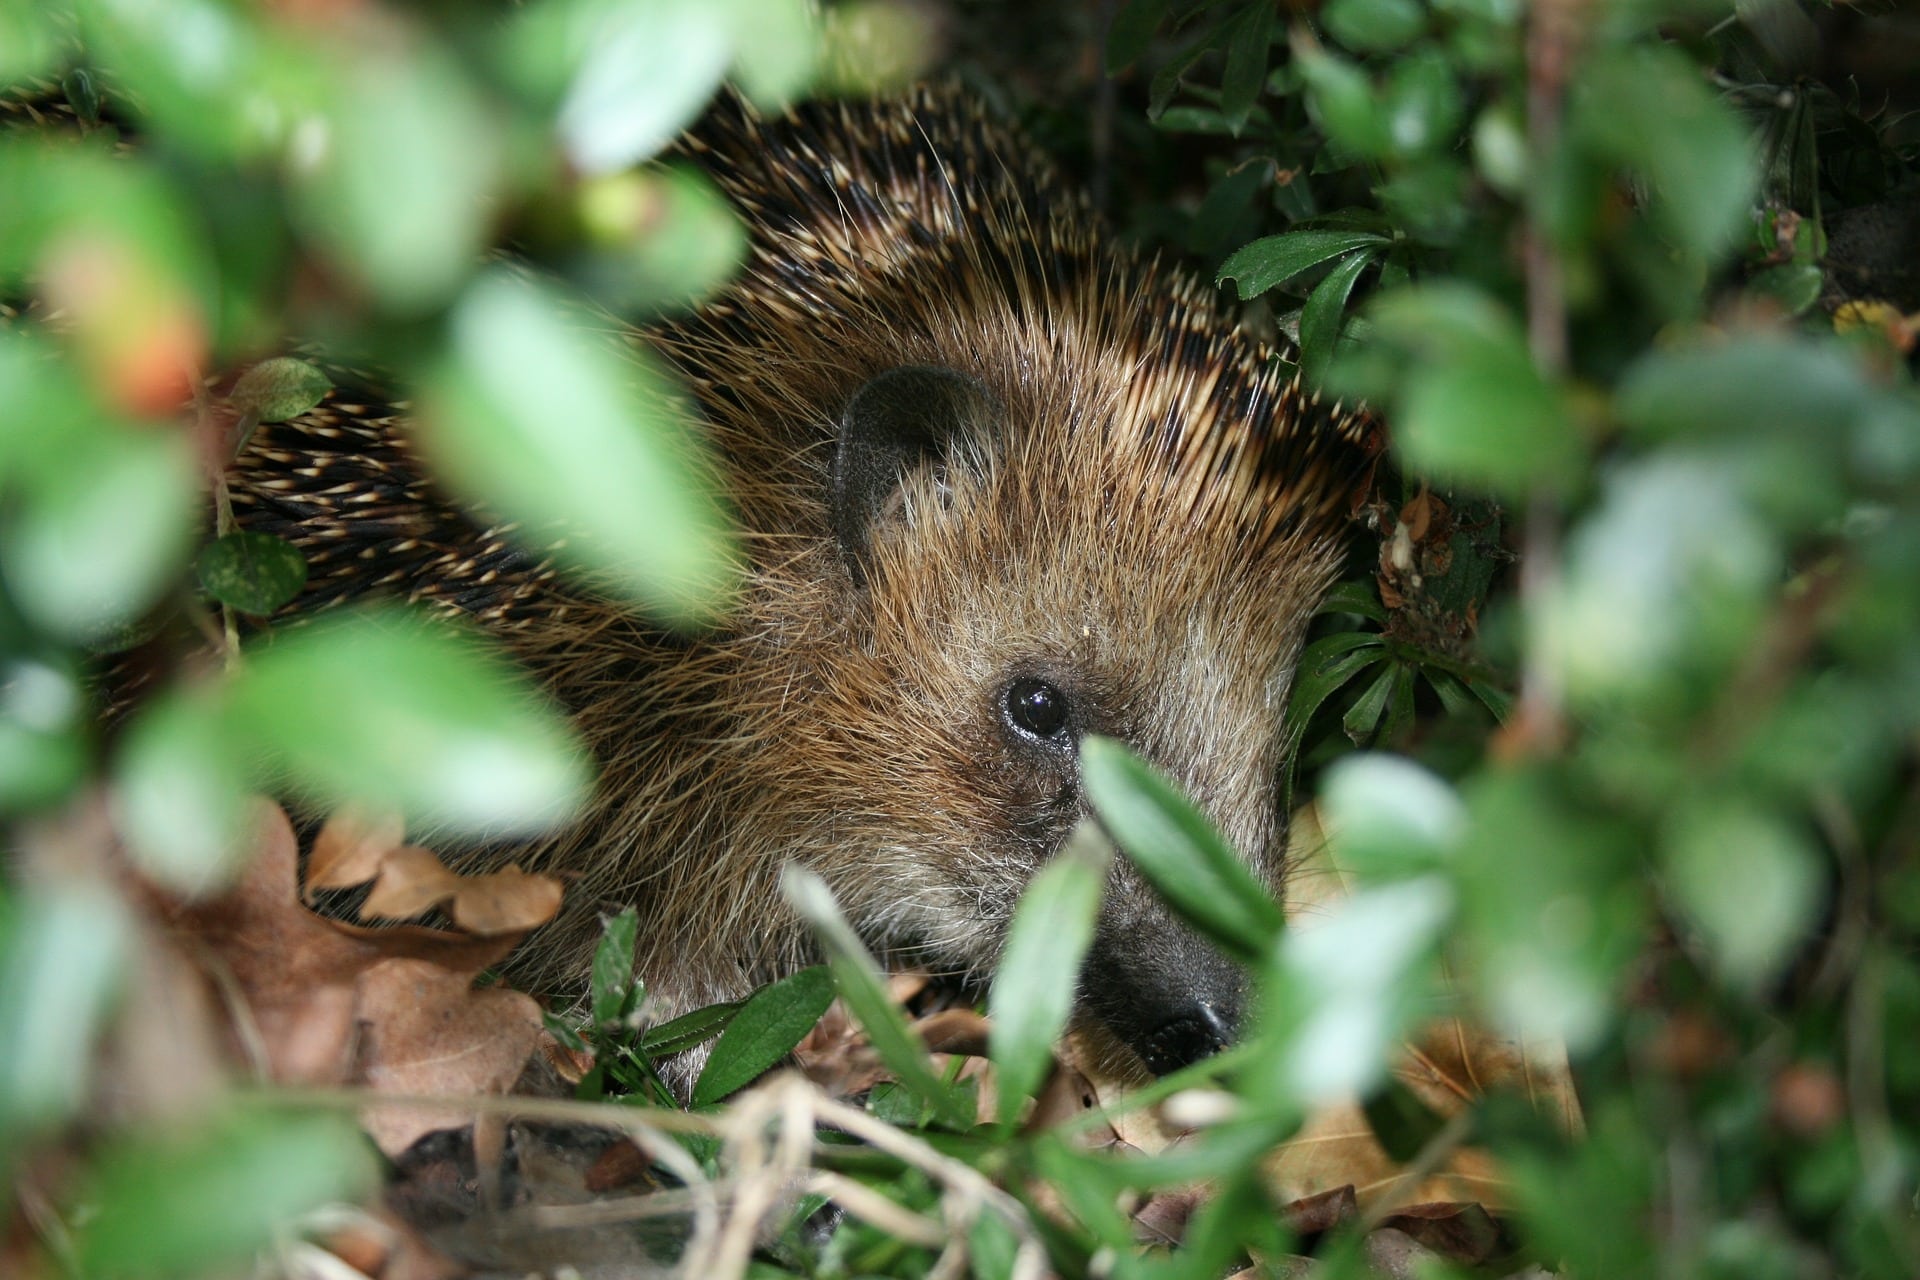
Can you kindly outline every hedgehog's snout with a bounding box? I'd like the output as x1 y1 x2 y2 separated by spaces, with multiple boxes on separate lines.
1136 1000 1239 1075
1082 913 1247 1076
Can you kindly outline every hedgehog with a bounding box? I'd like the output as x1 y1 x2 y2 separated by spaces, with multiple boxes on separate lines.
229 86 1378 1079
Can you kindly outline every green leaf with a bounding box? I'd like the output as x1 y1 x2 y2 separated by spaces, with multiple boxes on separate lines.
1 424 198 645
230 357 330 425
0 883 130 1140
640 999 743 1057
1747 262 1822 315
1316 579 1388 622
1320 753 1466 882
1574 45 1756 260
71 0 280 157
782 867 970 1127
1106 0 1170 72
1080 736 1284 961
723 0 817 108
591 907 640 1025
693 965 835 1105
0 656 88 814
228 604 591 835
1322 0 1427 52
1287 630 1389 731
1218 229 1390 300
425 270 738 627
0 0 64 87
1298 249 1374 386
1381 51 1464 157
296 45 497 312
112 688 257 893
576 166 748 314
1614 336 1872 440
1341 662 1396 744
196 532 308 617
989 822 1112 1124
1664 800 1822 991
74 1107 378 1279
1219 2 1274 132
1296 39 1390 158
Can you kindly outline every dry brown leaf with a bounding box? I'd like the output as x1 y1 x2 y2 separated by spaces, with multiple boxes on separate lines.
447 864 565 935
159 802 545 1103
305 806 407 898
354 957 546 1156
360 845 464 922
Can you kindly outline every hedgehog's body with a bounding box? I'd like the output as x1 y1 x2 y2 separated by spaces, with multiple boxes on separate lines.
233 89 1375 1075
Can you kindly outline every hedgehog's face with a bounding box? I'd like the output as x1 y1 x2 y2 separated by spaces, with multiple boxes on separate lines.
820 362 1337 1076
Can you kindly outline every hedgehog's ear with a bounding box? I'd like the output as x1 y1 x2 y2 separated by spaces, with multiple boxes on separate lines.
832 365 1002 581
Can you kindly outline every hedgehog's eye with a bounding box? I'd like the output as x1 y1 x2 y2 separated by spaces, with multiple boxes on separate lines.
1006 678 1070 740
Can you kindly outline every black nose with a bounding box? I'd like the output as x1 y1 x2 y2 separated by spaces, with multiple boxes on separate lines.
1137 1002 1237 1075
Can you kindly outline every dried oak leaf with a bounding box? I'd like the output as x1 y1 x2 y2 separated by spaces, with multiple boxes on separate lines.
160 801 551 1156
304 806 407 899
357 844 563 936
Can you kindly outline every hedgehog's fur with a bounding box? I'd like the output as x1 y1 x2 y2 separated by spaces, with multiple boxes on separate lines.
231 87 1377 1072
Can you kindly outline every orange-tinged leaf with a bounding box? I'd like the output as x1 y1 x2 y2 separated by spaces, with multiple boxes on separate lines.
446 863 564 934
359 845 463 921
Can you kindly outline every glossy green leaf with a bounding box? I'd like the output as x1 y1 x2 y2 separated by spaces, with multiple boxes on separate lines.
228 604 591 835
591 907 640 1025
112 688 256 894
1080 736 1284 961
1341 661 1396 744
1287 630 1389 730
0 883 129 1139
693 965 835 1105
640 999 743 1057
1220 2 1274 131
425 270 738 627
989 822 1111 1124
74 1108 378 1279
1298 249 1374 386
782 866 970 1127
1218 229 1390 300
1315 579 1388 622
196 532 307 617
229 357 329 425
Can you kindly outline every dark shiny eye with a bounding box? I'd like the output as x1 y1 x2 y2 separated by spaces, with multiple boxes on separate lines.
1006 678 1069 739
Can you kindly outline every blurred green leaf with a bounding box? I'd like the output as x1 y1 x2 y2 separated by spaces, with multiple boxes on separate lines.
296 44 497 312
1253 878 1452 1105
1575 44 1756 259
1323 0 1427 52
0 882 128 1141
1472 102 1528 194
229 357 329 425
724 0 817 108
694 965 834 1105
1615 335 1874 440
1298 249 1373 386
1218 229 1390 301
576 165 747 313
196 532 307 617
782 866 970 1127
424 270 738 626
1107 0 1170 72
1382 51 1463 156
1321 753 1466 881
0 656 88 814
74 1107 378 1279
590 906 640 1025
0 0 64 87
229 604 591 834
1080 736 1284 961
112 687 256 893
72 0 283 157
1296 39 1390 158
989 821 1111 1125
0 421 197 644
1664 800 1823 990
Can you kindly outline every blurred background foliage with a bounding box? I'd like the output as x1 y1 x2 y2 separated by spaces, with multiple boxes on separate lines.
2 0 1920 1276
